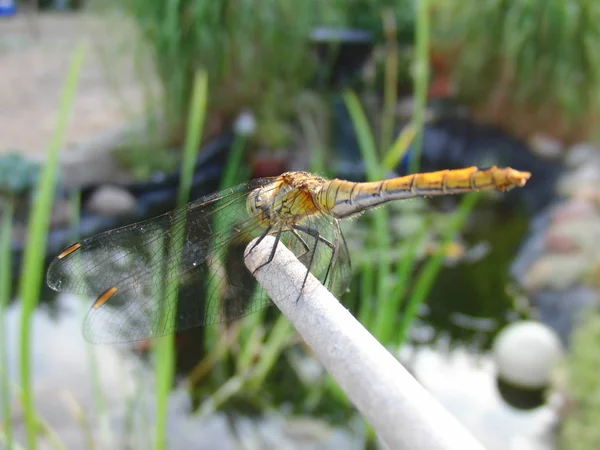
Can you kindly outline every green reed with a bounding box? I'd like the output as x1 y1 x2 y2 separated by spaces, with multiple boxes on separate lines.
397 192 480 345
380 7 400 154
373 223 428 343
438 0 600 121
196 116 298 398
338 0 478 354
0 199 13 449
408 0 429 175
65 189 115 450
153 70 208 450
343 91 392 322
119 0 318 150
18 43 86 450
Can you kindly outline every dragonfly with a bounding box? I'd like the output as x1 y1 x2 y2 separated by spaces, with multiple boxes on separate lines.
47 166 531 344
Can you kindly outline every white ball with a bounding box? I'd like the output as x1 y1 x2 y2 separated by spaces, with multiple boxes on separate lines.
493 321 564 388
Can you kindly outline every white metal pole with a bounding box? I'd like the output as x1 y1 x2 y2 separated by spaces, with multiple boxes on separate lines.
244 236 486 450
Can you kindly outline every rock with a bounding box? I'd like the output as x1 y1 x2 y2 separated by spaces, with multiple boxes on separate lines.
565 142 600 169
234 110 256 136
59 116 167 189
529 133 564 160
549 219 600 257
544 230 580 253
86 185 136 217
572 185 600 205
510 212 552 286
550 200 598 224
532 287 600 345
49 198 74 228
523 254 588 291
396 97 415 120
493 321 564 388
557 165 600 199
544 217 600 255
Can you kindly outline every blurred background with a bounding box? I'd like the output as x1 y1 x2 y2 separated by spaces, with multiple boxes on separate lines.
1 0 599 449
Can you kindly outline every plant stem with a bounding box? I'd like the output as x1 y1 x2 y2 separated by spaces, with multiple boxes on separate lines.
380 7 399 154
408 0 430 175
0 198 13 450
397 192 479 346
154 70 207 450
19 42 86 450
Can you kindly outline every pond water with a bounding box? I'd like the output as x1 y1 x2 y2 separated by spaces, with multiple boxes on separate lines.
2 107 565 448
1 191 557 449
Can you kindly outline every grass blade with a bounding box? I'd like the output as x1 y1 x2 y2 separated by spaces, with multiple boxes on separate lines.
382 122 417 171
18 42 86 450
341 91 382 181
342 91 391 329
154 70 208 450
408 0 430 175
0 199 13 449
396 192 479 346
246 315 294 391
373 223 429 343
380 8 400 154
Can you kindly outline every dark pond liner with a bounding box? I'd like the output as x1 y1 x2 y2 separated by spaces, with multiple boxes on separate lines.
11 134 234 275
310 27 374 89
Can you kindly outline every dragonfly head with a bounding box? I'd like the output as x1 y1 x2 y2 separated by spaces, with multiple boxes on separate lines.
246 185 274 227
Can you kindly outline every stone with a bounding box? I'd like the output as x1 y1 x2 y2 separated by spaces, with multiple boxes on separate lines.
59 116 167 189
565 142 600 169
529 133 564 160
544 230 580 253
550 200 598 224
86 185 136 217
49 198 74 228
523 254 588 291
531 287 600 345
547 219 600 257
395 97 415 120
572 185 600 205
557 165 600 198
493 321 564 388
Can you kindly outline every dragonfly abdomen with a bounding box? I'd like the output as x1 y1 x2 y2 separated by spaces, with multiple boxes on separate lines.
317 166 531 219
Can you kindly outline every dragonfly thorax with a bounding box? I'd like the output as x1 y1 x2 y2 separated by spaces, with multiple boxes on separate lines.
246 172 326 228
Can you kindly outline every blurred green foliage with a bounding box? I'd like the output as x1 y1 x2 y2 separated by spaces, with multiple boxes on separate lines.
321 0 415 42
558 309 600 449
112 145 178 181
112 0 416 155
0 153 41 196
119 0 319 150
434 0 600 119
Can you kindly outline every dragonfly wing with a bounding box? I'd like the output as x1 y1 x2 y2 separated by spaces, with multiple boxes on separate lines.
285 212 351 299
327 222 351 298
47 178 277 343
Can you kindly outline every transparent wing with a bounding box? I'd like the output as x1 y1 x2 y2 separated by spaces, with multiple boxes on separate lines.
47 177 351 344
285 212 351 299
48 178 274 343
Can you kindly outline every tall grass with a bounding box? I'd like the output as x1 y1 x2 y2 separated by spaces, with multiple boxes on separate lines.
435 0 600 127
0 199 13 449
18 43 86 450
342 91 392 333
338 0 479 354
396 192 479 345
119 0 319 149
408 0 429 175
153 70 208 450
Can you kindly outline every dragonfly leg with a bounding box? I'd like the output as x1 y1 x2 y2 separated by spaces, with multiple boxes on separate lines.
251 226 283 276
290 228 311 258
246 225 272 255
292 225 336 300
